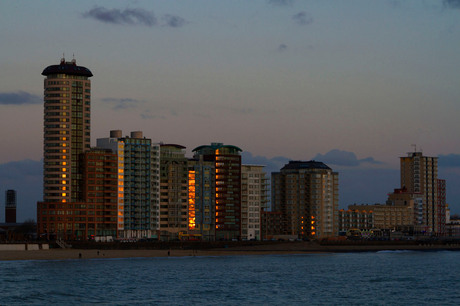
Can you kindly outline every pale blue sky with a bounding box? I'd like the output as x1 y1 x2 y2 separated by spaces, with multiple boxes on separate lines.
1 0 460 220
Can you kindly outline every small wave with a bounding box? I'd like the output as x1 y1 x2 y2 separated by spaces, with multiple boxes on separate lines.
376 250 414 253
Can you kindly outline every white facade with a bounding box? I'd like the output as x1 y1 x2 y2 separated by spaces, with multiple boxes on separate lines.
241 165 268 240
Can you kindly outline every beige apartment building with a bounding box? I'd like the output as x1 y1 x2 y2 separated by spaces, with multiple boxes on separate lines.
272 161 339 239
400 152 439 233
348 204 415 231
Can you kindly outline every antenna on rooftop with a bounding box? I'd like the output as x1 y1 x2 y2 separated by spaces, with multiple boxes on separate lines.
411 144 417 153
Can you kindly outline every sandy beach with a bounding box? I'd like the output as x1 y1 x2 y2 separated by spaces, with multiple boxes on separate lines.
1 242 460 261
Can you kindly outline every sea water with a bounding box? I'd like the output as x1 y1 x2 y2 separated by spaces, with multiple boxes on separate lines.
1 251 459 305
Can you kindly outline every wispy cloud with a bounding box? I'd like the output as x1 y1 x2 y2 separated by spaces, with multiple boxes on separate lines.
101 97 142 110
83 7 156 26
313 149 384 167
82 6 188 28
292 11 313 26
0 91 41 105
162 14 188 28
278 44 288 52
444 0 460 9
268 0 294 7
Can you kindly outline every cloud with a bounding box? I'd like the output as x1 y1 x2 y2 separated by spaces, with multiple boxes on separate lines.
292 12 313 26
444 0 460 9
268 0 294 6
439 154 460 168
313 149 384 167
101 97 142 110
162 14 188 28
278 44 288 51
0 91 41 105
140 110 166 120
83 7 188 28
242 152 290 175
83 7 157 26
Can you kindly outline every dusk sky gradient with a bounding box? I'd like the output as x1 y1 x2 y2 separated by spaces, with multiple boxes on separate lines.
1 0 460 221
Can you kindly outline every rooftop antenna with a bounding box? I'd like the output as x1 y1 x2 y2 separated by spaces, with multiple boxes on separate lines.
411 144 417 153
61 52 65 64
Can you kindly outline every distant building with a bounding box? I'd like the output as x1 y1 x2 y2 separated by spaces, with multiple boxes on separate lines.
192 143 242 240
260 209 283 240
97 130 160 239
437 179 446 235
400 152 440 233
5 190 17 223
272 161 339 239
241 165 269 240
338 209 374 232
348 202 415 232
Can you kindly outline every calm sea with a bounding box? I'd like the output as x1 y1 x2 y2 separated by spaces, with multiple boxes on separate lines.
1 251 459 305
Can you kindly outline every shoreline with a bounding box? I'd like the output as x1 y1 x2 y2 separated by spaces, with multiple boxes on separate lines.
1 242 460 261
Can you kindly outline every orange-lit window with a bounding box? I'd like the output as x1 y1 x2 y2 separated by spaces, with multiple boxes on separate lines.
62 168 67 172
62 193 66 197
188 171 196 230
62 180 66 184
62 162 67 166
62 174 67 178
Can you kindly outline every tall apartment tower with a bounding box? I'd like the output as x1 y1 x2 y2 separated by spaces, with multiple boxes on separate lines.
400 152 439 233
241 165 269 240
272 161 339 239
42 58 93 203
193 143 242 240
97 130 160 239
5 189 17 223
159 144 189 240
188 157 216 241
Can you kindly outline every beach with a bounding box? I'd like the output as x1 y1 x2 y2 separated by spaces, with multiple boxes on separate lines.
1 242 460 261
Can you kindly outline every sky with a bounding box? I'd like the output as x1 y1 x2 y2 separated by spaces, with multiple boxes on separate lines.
1 0 460 221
